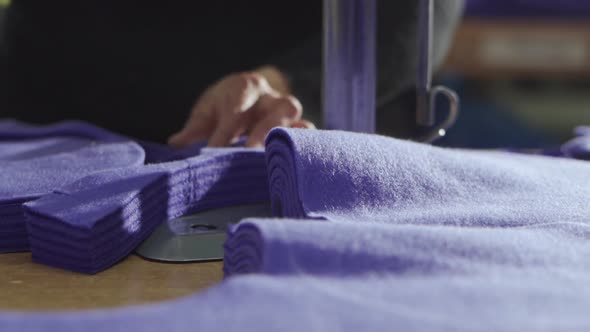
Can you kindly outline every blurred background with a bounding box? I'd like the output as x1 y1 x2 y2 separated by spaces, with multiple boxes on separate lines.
436 0 590 149
0 0 589 149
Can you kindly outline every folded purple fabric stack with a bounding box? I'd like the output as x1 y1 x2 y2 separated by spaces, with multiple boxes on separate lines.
0 119 235 255
24 149 269 274
0 121 146 253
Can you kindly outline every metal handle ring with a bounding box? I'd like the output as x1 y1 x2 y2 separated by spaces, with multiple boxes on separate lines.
418 85 460 144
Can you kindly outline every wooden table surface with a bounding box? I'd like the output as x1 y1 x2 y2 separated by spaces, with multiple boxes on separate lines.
0 253 223 311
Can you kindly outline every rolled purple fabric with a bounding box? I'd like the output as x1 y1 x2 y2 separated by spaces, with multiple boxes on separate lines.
224 217 590 277
265 128 590 225
24 149 269 274
4 206 590 330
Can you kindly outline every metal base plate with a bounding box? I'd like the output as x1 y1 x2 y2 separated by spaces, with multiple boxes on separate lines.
135 203 272 262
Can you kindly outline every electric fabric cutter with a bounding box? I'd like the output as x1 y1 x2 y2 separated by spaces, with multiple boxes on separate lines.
136 0 460 262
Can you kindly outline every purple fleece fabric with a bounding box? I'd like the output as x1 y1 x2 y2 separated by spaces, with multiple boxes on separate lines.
265 128 590 224
1 270 589 332
560 126 590 160
0 119 213 163
0 127 146 253
0 120 125 142
0 119 226 253
3 126 590 330
24 149 269 274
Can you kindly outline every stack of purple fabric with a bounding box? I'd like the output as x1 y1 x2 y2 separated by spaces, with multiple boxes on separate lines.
0 121 146 253
24 148 269 274
0 120 255 260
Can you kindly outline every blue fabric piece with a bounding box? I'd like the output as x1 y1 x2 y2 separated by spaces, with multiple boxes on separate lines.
0 119 209 163
265 128 590 223
0 119 217 253
0 120 125 142
0 121 146 253
0 120 258 265
24 149 269 274
1 270 589 331
560 126 590 160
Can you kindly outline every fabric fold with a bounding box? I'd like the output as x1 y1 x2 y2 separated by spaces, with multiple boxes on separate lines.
24 150 269 274
224 218 590 277
0 131 145 253
265 128 590 226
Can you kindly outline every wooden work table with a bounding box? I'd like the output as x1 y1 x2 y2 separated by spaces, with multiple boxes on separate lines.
0 253 223 311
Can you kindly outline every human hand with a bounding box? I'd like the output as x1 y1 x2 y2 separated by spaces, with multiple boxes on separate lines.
168 67 314 148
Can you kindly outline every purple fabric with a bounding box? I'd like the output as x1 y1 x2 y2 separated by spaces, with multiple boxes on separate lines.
0 119 219 253
560 126 590 160
0 122 146 253
0 120 124 141
2 128 590 330
24 149 269 274
0 119 210 164
1 271 589 331
465 0 590 18
265 128 590 224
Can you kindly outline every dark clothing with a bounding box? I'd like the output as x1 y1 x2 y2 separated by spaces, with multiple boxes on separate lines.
0 1 463 142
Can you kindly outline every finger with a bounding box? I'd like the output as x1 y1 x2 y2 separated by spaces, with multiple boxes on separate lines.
207 116 246 147
291 119 316 129
207 74 272 147
245 95 303 148
223 72 271 115
168 103 216 148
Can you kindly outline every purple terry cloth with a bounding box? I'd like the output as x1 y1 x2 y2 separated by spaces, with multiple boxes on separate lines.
0 119 210 163
573 126 590 137
24 149 269 274
265 128 590 224
138 137 248 164
0 120 125 142
0 135 145 253
560 126 590 160
2 129 590 331
504 126 590 160
1 221 590 332
465 0 590 18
